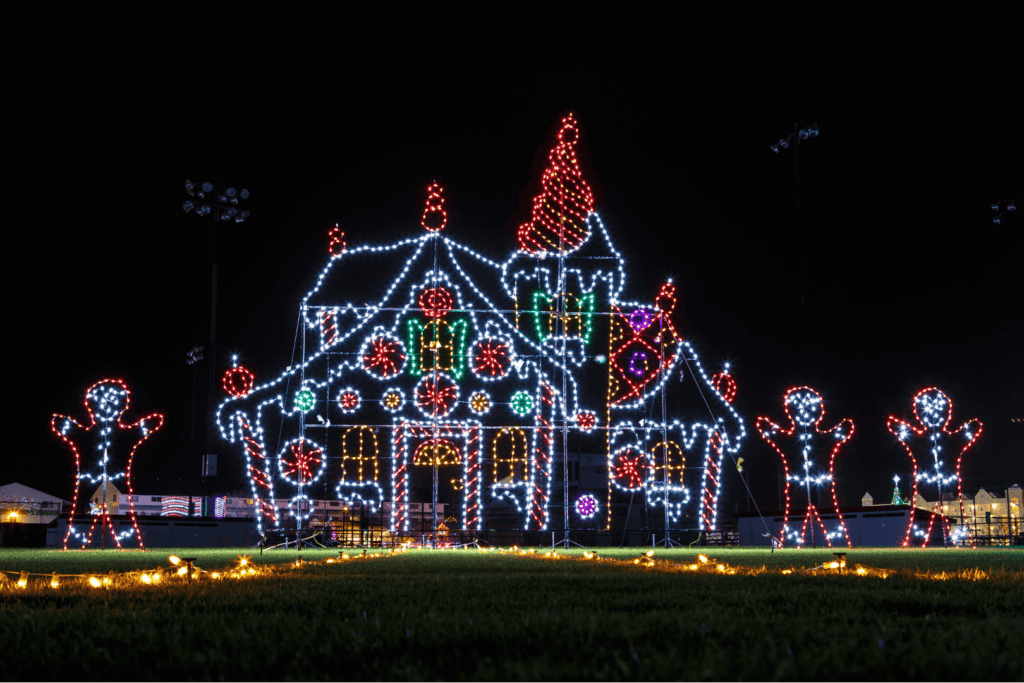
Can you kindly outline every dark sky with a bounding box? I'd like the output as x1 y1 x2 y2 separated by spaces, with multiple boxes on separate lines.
13 8 1022 515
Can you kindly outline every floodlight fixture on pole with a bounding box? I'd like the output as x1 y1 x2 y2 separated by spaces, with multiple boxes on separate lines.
183 180 250 223
769 124 819 154
990 199 1017 225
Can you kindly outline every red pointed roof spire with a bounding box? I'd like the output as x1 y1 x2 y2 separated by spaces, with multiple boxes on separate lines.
421 181 447 232
517 113 595 254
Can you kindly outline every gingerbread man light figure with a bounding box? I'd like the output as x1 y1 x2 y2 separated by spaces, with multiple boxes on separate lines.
757 387 854 548
51 379 164 550
886 387 981 547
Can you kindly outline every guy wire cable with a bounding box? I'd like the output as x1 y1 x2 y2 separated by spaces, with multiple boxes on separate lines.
681 353 775 543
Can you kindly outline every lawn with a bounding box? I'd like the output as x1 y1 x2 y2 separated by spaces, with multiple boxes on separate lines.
1 547 1022 680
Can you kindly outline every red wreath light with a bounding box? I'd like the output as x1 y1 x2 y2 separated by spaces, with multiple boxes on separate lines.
415 372 459 418
363 337 407 378
575 411 597 432
418 287 453 319
338 390 360 412
280 438 323 486
612 448 649 490
471 338 512 378
222 365 255 397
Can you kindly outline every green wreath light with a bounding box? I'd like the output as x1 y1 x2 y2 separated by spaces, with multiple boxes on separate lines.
510 390 534 416
295 388 315 413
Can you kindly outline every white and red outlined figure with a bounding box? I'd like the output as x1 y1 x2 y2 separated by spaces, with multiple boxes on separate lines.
757 387 854 548
886 387 982 548
50 378 164 550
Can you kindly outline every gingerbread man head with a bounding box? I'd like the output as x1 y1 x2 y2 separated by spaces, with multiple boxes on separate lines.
783 386 824 429
912 387 952 429
85 379 130 424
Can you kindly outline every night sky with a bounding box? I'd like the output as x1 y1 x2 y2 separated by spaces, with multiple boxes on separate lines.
14 9 1022 518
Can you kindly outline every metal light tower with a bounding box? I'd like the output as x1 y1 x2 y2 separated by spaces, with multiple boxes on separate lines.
769 124 819 327
186 345 204 517
769 124 819 510
183 180 250 517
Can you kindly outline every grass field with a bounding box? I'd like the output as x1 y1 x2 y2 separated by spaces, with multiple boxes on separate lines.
2 546 1022 680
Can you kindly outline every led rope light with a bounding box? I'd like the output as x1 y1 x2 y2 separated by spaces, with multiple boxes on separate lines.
294 388 315 413
470 336 514 380
51 379 163 550
327 224 347 257
574 493 599 520
360 330 408 379
222 358 255 398
510 390 534 416
575 410 597 433
420 182 447 232
414 371 460 418
277 437 326 521
886 387 982 548
491 427 530 512
757 387 854 549
336 426 384 512
603 281 746 532
336 388 361 414
211 115 744 539
517 113 594 255
381 388 405 413
391 419 484 531
161 497 190 517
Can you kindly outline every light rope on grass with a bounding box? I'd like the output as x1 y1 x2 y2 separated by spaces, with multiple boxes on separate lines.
0 548 400 590
494 546 1008 582
1 546 1011 590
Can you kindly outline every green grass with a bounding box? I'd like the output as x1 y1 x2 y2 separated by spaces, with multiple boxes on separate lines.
4 546 1020 575
0 547 351 575
2 548 1022 680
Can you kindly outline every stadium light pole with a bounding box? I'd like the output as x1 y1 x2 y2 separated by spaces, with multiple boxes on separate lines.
186 345 204 517
183 181 250 517
769 124 819 328
769 124 819 511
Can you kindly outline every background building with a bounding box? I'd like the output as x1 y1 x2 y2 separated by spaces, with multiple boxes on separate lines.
861 485 1022 545
0 482 68 524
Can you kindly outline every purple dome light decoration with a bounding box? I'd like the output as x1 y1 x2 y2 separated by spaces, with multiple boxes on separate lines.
575 493 599 520
628 307 654 332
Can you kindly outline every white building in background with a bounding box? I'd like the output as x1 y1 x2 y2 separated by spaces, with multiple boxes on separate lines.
0 483 68 524
862 485 1022 540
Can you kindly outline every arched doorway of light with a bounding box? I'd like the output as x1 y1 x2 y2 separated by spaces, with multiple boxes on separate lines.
412 438 462 546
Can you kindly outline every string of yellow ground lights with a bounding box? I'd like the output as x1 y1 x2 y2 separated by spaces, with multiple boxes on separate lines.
1 547 1007 592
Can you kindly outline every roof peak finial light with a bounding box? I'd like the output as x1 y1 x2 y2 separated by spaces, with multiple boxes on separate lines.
421 181 447 233
517 114 595 255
